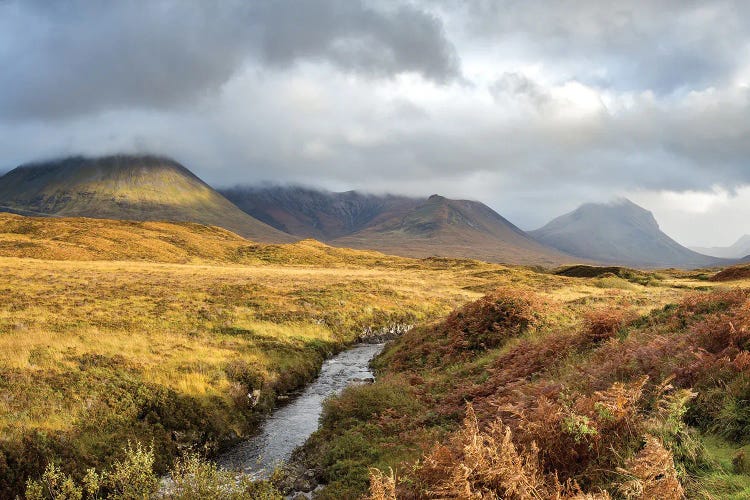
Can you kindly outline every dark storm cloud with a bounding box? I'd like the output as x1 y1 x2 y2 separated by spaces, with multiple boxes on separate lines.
2 0 750 245
0 0 458 120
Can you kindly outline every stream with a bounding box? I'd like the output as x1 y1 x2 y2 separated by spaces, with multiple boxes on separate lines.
217 342 385 478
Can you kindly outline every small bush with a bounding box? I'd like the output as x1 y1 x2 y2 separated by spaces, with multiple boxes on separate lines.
25 463 83 500
25 444 281 500
167 453 281 499
387 289 545 368
25 442 157 500
367 468 396 500
108 442 158 499
583 308 634 343
615 436 684 500
320 376 421 430
593 276 637 290
415 405 557 499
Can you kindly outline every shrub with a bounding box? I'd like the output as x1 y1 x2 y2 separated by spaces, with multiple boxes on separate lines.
367 468 396 500
24 444 281 500
583 308 634 343
25 463 84 500
415 405 557 499
593 276 637 290
407 405 613 499
167 453 281 499
387 289 545 369
319 376 422 430
615 436 684 500
108 442 158 499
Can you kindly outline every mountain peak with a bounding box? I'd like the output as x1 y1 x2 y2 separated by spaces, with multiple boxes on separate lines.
530 199 724 268
0 155 292 243
221 184 573 265
574 199 659 231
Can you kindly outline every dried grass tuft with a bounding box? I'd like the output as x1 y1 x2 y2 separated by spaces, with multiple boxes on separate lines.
615 435 684 500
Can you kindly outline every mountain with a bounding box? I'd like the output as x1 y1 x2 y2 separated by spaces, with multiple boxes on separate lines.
0 155 292 243
219 185 416 240
691 235 750 259
223 186 573 265
331 194 575 265
529 198 729 268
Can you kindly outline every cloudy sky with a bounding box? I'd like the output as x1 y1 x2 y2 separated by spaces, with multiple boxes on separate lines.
1 0 749 246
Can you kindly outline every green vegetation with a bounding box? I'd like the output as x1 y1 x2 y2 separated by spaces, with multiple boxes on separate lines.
0 213 587 498
307 287 750 499
0 155 292 242
24 444 282 499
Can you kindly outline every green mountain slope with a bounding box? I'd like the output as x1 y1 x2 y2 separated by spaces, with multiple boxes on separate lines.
0 155 292 243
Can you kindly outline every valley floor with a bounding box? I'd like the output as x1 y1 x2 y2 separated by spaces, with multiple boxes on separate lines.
0 253 489 496
0 214 745 498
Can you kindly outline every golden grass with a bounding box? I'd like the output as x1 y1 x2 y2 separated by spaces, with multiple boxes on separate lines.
0 247 698 441
0 213 725 497
0 256 465 435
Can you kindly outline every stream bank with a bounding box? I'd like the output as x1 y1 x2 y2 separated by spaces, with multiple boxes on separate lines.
217 343 386 495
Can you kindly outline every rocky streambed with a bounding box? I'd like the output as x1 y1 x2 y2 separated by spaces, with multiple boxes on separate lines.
216 342 386 495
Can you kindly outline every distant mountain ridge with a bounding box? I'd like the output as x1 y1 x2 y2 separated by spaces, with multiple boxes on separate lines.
2 154 738 269
332 194 575 265
0 155 292 243
220 185 416 240
223 186 576 265
530 198 731 268
691 235 750 259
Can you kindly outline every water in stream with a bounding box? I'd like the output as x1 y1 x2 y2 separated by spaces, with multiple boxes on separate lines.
217 343 385 478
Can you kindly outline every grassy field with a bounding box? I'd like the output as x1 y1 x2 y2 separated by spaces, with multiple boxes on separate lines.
0 254 487 494
0 213 742 498
0 213 560 496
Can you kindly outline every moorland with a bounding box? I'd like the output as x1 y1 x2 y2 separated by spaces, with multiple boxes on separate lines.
2 211 749 499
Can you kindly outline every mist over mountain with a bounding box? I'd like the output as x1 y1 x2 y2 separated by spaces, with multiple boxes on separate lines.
530 199 730 268
691 235 750 259
0 155 292 243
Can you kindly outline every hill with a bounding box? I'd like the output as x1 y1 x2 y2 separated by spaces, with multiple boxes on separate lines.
0 212 414 267
331 194 576 266
692 234 750 259
221 186 577 266
0 155 292 243
219 185 417 240
529 198 729 268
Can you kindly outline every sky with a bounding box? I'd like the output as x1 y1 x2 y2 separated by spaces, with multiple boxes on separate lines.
1 0 749 247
